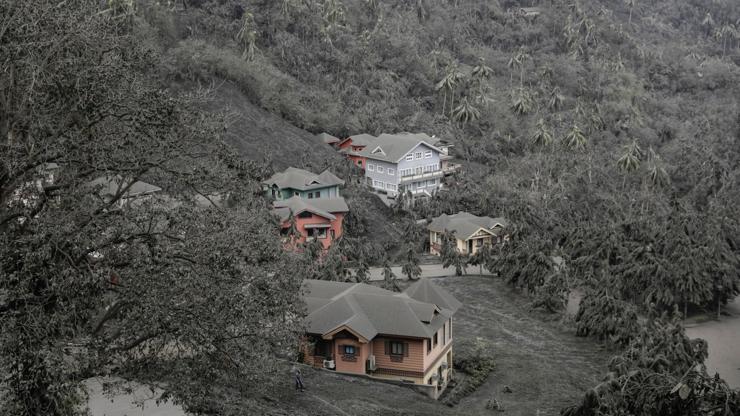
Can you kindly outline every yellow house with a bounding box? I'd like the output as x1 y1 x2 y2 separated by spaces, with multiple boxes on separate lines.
428 212 507 255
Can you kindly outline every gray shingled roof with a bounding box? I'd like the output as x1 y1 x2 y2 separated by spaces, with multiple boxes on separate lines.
428 212 507 240
405 278 463 313
273 196 349 221
357 132 442 163
317 132 340 144
88 175 162 200
302 279 460 341
263 167 344 191
340 133 376 147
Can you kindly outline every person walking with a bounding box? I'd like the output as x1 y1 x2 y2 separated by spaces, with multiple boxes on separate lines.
292 364 305 392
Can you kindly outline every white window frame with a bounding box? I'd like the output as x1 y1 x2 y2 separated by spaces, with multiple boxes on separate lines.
377 166 384 173
367 163 375 172
427 179 435 187
405 154 413 161
414 152 422 160
424 150 432 159
373 180 384 188
418 181 426 188
388 168 395 175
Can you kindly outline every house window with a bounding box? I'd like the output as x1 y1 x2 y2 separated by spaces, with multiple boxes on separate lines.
424 150 432 158
388 168 395 175
418 181 426 188
405 154 413 161
343 345 356 355
314 191 320 198
374 180 384 188
368 163 375 172
307 192 313 199
400 168 413 177
308 228 327 239
387 184 396 191
390 342 404 355
414 152 422 159
433 332 438 347
298 211 312 218
427 339 432 354
294 191 299 196
427 179 435 187
377 166 384 173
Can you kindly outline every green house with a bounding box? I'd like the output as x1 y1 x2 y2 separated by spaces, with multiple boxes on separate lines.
262 167 344 201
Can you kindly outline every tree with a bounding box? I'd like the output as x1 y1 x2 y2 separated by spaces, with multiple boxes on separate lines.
563 123 587 151
547 87 565 111
440 230 466 276
714 23 739 58
625 0 637 26
564 313 740 416
511 87 534 116
0 2 306 414
468 243 494 276
531 118 554 147
451 97 480 127
381 257 400 292
507 47 530 88
471 58 494 104
237 11 258 61
436 64 464 116
284 210 301 248
646 148 670 188
400 243 422 280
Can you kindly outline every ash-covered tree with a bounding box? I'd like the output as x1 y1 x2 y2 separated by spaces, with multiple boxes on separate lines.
400 243 422 281
563 311 740 416
468 242 494 276
440 229 467 276
0 1 306 415
381 256 400 292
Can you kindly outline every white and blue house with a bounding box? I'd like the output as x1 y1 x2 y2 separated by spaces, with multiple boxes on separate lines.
357 133 445 198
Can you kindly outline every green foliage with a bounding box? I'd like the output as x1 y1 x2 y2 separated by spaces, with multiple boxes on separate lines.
441 337 495 407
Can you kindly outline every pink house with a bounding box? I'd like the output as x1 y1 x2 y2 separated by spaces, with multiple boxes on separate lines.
273 196 348 250
301 279 461 399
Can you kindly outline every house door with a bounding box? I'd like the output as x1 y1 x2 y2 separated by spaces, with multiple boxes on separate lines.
415 166 422 175
467 240 473 254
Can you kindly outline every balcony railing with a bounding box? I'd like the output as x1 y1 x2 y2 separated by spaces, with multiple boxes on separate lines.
399 170 444 184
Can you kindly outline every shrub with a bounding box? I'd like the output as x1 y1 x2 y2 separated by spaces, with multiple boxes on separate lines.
441 337 495 406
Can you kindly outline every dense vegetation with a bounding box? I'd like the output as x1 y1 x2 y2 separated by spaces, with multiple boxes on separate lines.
145 0 740 317
0 1 308 415
2 0 739 414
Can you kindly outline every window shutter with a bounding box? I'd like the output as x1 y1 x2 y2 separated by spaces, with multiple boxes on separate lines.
384 340 390 355
404 342 409 357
